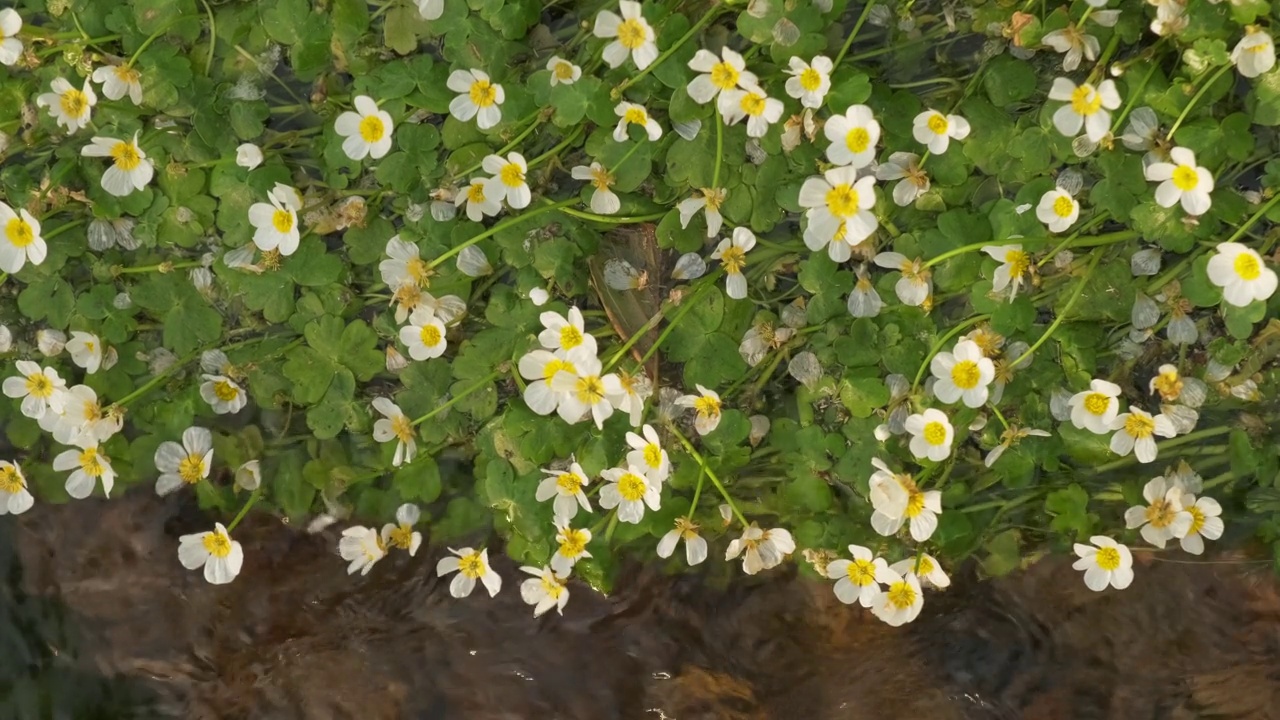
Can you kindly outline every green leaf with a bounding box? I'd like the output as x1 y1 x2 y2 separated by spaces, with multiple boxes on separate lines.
1045 483 1094 538
983 55 1036 105
131 274 224 355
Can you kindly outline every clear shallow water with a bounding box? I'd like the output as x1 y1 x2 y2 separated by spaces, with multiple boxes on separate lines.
4 493 1280 719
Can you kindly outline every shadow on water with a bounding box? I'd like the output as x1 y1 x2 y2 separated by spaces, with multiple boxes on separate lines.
4 493 1280 719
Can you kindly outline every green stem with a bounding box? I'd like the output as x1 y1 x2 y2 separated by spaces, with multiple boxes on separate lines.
528 125 585 169
634 276 720 367
1008 249 1104 368
1167 63 1232 141
560 208 666 224
711 117 723 189
604 510 620 542
115 260 203 275
833 1 876 68
1230 192 1280 252
428 198 577 269
911 314 990 391
41 219 86 240
410 370 502 426
199 0 216 76
686 464 707 521
226 489 262 532
612 5 721 98
112 349 203 407
669 426 748 527
456 111 545 179
127 22 177 67
1110 62 1158 134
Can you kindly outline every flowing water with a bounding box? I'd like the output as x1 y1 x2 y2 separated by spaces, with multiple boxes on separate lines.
4 492 1280 719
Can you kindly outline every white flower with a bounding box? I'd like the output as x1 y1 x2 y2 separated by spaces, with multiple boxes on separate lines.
1041 24 1099 71
711 226 756 299
1231 29 1276 79
982 244 1032 298
657 518 708 565
725 525 795 575
613 101 662 142
235 460 261 491
870 569 924 626
599 463 661 523
0 324 10 353
905 408 953 462
437 546 503 597
529 287 550 306
1036 188 1080 233
400 307 448 360
455 178 502 221
248 183 302 255
36 328 66 356
1145 146 1213 216
547 55 582 86
1068 379 1122 434
868 459 942 541
825 544 891 607
1072 536 1133 591
930 339 995 408
607 369 651 427
36 77 96 133
379 235 430 289
447 68 504 129
53 444 115 499
92 64 143 105
874 252 932 306
538 306 597 356
482 152 530 209
382 503 423 556
672 252 708 281
549 348 620 429
1207 242 1277 307
40 384 117 446
889 553 951 589
371 397 416 466
718 84 783 138
536 462 592 522
0 461 34 515
798 166 878 260
1048 78 1120 142
154 426 214 496
675 384 722 435
339 526 387 575
677 187 726 237
80 133 154 196
912 109 970 154
178 523 244 585
1109 407 1176 463
66 331 103 374
3 360 66 419
571 163 620 215
1124 476 1192 549
335 94 394 161
518 349 576 415
229 143 263 172
0 8 23 66
824 104 880 168
519 565 570 616
686 47 756 104
551 520 592 575
1176 492 1224 555
594 0 658 70
200 374 248 414
416 0 443 20
625 424 669 484
784 55 833 108
456 245 491 277
875 151 930 207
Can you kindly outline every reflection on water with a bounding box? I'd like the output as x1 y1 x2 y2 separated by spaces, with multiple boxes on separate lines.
4 494 1280 719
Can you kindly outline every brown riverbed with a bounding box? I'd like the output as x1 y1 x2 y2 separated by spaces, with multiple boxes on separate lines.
5 493 1280 719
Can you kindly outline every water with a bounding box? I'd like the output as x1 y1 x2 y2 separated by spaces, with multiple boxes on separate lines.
4 492 1279 719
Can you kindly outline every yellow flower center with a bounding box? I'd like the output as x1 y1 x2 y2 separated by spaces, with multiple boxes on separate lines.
1234 251 1262 281
110 141 142 171
114 66 140 83
702 187 725 211
917 556 935 575
643 443 662 469
1094 546 1121 571
25 372 52 398
846 558 877 586
271 209 294 234
559 324 583 349
391 414 415 444
904 490 925 518
617 18 648 49
1186 505 1205 535
458 551 486 578
825 184 859 218
845 126 871 153
618 472 647 501
926 113 948 134
499 162 525 188
558 528 589 557
419 324 442 347
694 394 721 418
1124 413 1155 440
623 107 648 126
469 79 497 108
202 530 232 558
542 358 575 383
720 246 746 275
556 472 583 494
467 182 487 204
922 421 947 446
0 467 23 494
406 257 430 285
4 217 33 248
710 61 739 90
1052 195 1075 218
589 166 613 191
213 380 240 402
739 91 766 117
178 454 206 484
1172 164 1199 191
60 88 89 117
950 360 981 390
1005 250 1030 279
389 525 415 549
358 114 385 143
799 67 822 92
574 375 604 404
79 448 105 477
540 574 565 598
886 580 917 609
1144 498 1176 529
1152 369 1182 401
553 61 576 80
1083 392 1110 416
1069 85 1102 115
